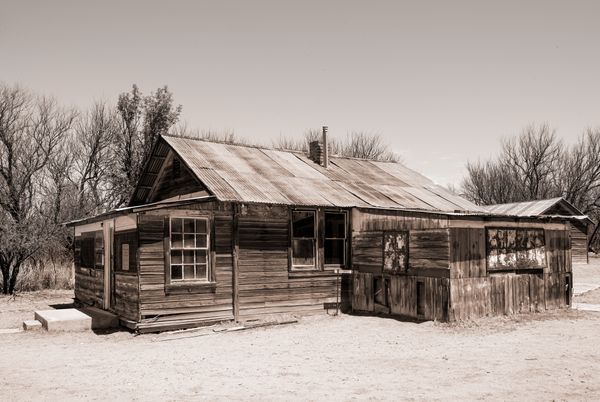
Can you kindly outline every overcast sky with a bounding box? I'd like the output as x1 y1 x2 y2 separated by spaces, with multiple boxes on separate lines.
2 0 600 186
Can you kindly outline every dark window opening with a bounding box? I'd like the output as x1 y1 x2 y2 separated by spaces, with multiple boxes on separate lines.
383 231 409 273
416 281 425 316
324 212 346 266
172 158 181 179
79 231 103 269
292 211 316 268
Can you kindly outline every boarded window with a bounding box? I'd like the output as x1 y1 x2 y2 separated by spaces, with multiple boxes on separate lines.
114 231 137 273
383 231 408 273
324 212 346 266
292 210 316 268
170 217 210 281
486 228 546 270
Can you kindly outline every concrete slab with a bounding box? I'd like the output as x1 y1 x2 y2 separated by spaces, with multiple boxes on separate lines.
81 307 119 330
34 309 92 332
23 320 43 331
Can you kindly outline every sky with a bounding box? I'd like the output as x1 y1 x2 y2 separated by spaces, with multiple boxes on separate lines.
2 0 600 186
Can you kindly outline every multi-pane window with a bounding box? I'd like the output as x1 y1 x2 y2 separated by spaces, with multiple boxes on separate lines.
292 211 316 268
324 212 346 266
170 217 209 281
487 228 546 270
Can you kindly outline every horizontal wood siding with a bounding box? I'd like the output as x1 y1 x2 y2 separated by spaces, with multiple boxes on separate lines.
74 267 104 308
112 273 139 321
569 221 588 264
237 204 344 319
136 202 234 332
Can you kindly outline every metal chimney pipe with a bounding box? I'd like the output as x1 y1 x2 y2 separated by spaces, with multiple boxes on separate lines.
322 126 329 168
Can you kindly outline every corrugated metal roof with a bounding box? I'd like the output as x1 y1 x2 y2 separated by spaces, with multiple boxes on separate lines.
486 197 566 216
160 135 489 213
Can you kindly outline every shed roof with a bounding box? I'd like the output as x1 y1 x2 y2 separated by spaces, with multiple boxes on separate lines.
142 135 487 213
486 197 591 223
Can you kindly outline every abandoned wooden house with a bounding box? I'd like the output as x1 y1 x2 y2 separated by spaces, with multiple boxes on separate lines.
487 197 593 264
68 133 577 332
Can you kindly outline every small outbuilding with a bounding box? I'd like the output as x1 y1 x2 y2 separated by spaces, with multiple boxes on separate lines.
487 197 593 264
68 134 574 331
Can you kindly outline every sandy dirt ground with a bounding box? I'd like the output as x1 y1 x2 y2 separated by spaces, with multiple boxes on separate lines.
0 290 74 329
1 261 600 401
2 310 600 401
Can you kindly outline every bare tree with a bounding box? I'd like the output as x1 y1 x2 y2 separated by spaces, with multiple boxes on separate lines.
0 83 76 294
273 129 399 162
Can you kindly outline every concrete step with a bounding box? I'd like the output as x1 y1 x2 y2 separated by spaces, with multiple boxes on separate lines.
81 307 120 330
34 309 92 332
23 319 43 331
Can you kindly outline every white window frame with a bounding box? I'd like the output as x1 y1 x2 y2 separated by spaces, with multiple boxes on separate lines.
169 216 210 282
291 209 318 270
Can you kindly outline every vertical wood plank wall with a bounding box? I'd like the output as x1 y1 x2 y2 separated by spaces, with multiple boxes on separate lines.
448 226 572 320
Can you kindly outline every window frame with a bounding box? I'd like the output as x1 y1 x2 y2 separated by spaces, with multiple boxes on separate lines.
290 209 318 270
168 216 211 283
323 211 348 269
486 227 547 272
382 230 409 274
114 230 138 274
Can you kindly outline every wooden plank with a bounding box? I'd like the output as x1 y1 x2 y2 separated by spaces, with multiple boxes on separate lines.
232 204 240 321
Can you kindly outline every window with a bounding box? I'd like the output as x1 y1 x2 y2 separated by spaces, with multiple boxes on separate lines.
115 231 138 273
79 231 103 269
170 217 209 282
383 231 409 273
486 228 546 271
324 212 346 266
94 232 104 269
292 210 316 268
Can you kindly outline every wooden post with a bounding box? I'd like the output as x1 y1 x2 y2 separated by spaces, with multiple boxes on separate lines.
232 203 240 322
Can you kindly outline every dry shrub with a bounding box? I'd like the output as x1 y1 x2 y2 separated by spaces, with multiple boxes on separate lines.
9 259 74 292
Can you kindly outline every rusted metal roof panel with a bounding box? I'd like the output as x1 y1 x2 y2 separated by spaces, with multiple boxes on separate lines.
161 135 486 213
486 197 565 216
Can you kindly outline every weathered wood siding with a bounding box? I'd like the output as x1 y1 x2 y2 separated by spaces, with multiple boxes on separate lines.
351 209 451 320
74 265 104 309
136 202 234 332
237 204 345 320
73 234 104 309
148 152 207 203
569 221 588 264
448 226 572 320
